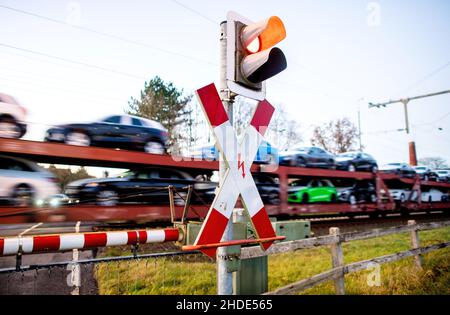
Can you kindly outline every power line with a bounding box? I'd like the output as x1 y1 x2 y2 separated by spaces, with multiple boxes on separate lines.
170 0 359 102
400 60 450 94
271 78 355 102
0 4 360 103
288 61 357 100
413 111 450 127
0 74 127 104
0 42 147 80
0 63 131 95
170 0 218 25
0 4 216 66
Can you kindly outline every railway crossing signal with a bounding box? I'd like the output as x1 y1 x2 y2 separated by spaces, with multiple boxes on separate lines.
193 83 276 258
226 11 287 101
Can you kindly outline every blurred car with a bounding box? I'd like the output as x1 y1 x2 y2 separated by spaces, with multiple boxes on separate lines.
0 155 59 206
64 167 216 206
441 192 450 202
253 174 280 205
0 92 27 138
288 179 337 203
190 140 278 164
337 181 377 204
279 146 336 169
45 114 168 154
379 163 416 178
201 174 280 205
335 151 378 172
413 166 438 181
388 188 413 202
35 194 71 207
421 189 445 203
435 170 450 182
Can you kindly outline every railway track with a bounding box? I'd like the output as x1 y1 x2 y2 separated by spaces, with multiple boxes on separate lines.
2 210 449 241
309 211 450 236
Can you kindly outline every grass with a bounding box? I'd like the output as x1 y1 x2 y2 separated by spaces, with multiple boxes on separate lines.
95 227 450 295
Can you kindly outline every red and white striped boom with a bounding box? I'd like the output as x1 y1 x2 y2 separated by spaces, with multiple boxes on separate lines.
0 228 182 256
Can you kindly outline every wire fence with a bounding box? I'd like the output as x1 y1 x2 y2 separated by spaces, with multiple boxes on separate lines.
0 246 216 295
1 220 449 295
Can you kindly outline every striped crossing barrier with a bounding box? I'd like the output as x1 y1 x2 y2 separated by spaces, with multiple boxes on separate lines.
0 228 181 256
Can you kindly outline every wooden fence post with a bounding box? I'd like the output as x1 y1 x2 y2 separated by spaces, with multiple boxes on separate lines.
407 220 423 269
330 227 345 295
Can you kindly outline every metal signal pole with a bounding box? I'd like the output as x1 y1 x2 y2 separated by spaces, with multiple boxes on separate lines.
217 20 235 295
368 89 450 166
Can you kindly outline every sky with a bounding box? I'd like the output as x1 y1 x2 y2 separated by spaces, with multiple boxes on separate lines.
0 0 449 176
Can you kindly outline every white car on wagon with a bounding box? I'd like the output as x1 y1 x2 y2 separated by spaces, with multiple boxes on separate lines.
0 155 60 206
421 189 445 203
0 93 27 138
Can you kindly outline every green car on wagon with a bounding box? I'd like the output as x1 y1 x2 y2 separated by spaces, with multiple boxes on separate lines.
288 179 337 203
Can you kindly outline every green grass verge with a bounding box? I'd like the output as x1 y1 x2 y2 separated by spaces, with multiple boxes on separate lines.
95 227 450 295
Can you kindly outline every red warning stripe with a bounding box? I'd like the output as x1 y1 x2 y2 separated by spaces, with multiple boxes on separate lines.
196 83 229 127
138 230 148 243
250 100 274 136
127 231 138 245
84 233 107 248
195 208 230 258
33 235 61 252
0 228 182 256
251 207 276 250
164 228 180 242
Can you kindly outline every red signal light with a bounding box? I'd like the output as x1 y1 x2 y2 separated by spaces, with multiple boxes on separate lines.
246 37 261 53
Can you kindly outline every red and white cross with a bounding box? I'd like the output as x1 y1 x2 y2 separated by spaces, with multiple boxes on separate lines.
193 83 277 258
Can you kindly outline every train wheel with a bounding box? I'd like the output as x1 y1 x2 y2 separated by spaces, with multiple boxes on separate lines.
144 141 165 154
296 157 306 167
65 131 91 146
330 194 337 203
369 212 379 219
96 189 119 206
349 194 357 205
0 118 21 138
301 193 309 204
12 185 34 207
268 191 281 205
370 194 377 203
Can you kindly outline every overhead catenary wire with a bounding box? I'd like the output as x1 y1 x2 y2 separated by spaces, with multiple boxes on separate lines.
0 4 217 66
0 43 147 81
400 60 450 94
170 0 219 25
0 4 362 106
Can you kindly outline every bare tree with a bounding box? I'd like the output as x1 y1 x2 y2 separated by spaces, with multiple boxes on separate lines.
233 100 304 151
418 156 449 169
266 105 303 151
310 118 358 154
232 97 254 137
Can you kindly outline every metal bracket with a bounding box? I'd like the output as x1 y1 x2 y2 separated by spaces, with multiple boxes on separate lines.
220 88 235 103
168 185 175 223
16 236 23 271
217 253 241 261
132 244 139 258
180 185 193 224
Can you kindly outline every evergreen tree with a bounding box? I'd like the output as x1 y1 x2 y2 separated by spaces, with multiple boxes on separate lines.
127 76 192 151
